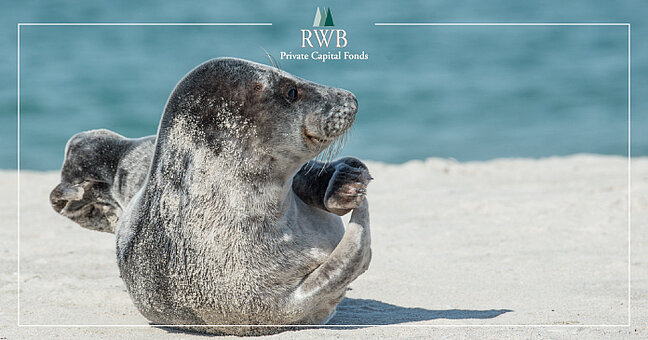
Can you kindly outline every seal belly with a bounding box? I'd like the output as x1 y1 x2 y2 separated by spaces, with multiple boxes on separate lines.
118 219 304 325
118 203 343 327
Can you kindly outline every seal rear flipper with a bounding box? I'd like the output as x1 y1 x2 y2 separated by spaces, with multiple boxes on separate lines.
50 129 155 234
50 181 122 233
49 129 128 233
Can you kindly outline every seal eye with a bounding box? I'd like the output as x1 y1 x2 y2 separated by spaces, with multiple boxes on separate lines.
286 88 299 102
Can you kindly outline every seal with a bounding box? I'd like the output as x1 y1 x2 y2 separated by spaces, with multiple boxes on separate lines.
50 57 371 335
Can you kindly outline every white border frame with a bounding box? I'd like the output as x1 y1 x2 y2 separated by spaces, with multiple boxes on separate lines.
16 22 631 329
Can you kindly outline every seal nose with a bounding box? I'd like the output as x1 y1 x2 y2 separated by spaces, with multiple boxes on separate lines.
322 90 357 138
340 90 358 115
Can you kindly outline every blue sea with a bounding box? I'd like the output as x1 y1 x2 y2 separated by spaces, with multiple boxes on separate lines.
1 0 646 170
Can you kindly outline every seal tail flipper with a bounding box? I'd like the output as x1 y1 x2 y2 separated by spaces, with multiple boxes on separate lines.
50 181 121 233
50 182 85 212
50 130 156 234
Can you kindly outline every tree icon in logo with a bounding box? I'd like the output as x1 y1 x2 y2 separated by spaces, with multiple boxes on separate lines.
313 7 334 27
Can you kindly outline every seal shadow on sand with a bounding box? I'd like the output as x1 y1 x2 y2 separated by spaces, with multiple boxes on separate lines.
327 298 512 326
158 299 512 335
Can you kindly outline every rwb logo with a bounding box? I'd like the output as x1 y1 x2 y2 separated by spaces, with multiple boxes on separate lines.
313 7 334 27
280 7 368 62
301 7 347 48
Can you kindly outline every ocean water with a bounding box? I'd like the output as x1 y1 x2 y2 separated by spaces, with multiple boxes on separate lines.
1 0 646 170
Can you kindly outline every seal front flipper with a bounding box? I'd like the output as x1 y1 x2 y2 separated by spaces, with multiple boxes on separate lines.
292 157 371 216
50 129 155 233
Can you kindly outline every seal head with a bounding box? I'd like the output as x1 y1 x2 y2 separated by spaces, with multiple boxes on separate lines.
154 57 358 185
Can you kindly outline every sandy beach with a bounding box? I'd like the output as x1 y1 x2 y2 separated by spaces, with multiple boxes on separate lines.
1 154 647 339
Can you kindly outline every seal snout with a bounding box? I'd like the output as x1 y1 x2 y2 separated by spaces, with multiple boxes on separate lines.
302 88 358 148
322 90 357 138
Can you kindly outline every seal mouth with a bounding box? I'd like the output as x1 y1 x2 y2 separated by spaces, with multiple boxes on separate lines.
302 126 331 146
